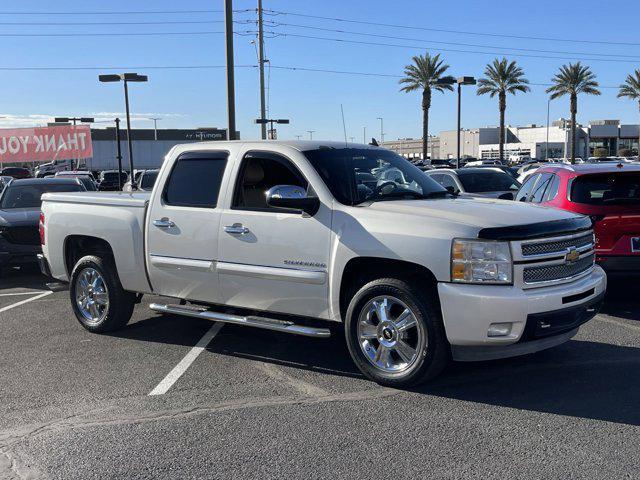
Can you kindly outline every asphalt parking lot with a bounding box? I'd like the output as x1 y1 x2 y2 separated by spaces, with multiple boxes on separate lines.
0 267 639 479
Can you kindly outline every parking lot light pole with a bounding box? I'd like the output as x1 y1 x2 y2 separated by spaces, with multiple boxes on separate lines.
99 73 148 190
53 117 94 170
545 98 551 161
455 76 476 169
148 117 161 141
254 118 289 140
115 118 124 191
377 117 384 143
307 130 315 140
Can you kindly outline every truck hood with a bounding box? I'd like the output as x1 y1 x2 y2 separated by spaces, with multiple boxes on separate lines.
0 208 41 227
365 196 581 230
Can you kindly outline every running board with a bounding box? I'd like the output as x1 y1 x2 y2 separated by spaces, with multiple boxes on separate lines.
149 303 331 338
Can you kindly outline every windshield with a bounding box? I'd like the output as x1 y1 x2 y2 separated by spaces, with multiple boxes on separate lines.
102 172 128 182
0 183 83 209
304 148 448 205
457 171 521 192
571 172 640 205
140 171 158 190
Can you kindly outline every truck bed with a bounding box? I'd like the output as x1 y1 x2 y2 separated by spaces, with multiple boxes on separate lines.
41 191 153 294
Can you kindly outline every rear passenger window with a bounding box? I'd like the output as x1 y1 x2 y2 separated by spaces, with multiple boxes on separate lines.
164 151 228 208
531 173 552 203
544 174 560 202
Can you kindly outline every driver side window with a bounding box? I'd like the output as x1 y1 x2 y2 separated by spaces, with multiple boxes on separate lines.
232 152 308 211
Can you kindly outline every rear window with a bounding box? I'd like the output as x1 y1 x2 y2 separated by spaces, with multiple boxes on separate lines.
0 183 84 209
140 171 159 190
164 152 228 208
571 173 640 205
457 171 520 193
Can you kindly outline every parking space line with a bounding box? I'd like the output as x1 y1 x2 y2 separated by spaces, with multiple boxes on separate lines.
0 292 47 297
0 291 53 314
149 322 223 396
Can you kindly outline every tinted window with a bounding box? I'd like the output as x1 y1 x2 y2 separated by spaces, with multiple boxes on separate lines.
571 172 640 205
531 173 553 203
0 183 83 209
429 173 458 191
543 174 560 202
164 152 228 208
304 148 447 205
140 171 159 190
516 174 539 202
233 152 307 211
457 170 521 193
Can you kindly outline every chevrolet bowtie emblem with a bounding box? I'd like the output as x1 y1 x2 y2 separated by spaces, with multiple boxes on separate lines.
565 247 580 264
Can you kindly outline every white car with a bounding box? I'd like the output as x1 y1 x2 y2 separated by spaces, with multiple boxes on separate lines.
38 141 606 387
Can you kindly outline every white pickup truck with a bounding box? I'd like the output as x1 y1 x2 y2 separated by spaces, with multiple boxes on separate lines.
39 141 606 387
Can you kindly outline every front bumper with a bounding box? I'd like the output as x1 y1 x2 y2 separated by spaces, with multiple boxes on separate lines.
437 265 606 355
0 243 41 267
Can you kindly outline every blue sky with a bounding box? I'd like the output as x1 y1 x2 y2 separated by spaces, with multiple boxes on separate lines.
2 0 639 142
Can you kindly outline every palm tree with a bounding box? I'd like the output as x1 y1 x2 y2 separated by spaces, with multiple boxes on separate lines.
617 69 640 157
546 62 600 163
477 58 530 161
399 52 455 162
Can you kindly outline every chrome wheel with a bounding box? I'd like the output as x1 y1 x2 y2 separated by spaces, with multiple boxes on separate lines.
75 267 109 325
357 296 425 373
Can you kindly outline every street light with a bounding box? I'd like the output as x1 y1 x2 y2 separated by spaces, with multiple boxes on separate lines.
545 98 552 161
254 118 289 140
376 117 384 143
362 126 366 144
98 72 148 189
53 117 95 170
307 130 315 140
442 76 476 169
148 117 162 141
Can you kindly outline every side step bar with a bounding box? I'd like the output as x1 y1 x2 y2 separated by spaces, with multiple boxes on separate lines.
149 303 331 338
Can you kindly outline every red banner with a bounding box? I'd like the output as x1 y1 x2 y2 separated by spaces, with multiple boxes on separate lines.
0 125 93 163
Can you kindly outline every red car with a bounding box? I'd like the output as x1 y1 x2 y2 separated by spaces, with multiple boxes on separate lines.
515 163 640 275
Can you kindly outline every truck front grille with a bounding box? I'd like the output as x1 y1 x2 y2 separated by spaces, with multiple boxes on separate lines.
1 226 40 245
521 232 593 257
523 253 595 284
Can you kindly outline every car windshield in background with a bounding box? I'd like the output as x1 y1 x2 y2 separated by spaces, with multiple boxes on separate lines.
571 173 640 205
102 172 128 182
141 171 158 190
76 176 97 191
304 148 448 205
0 183 83 209
457 170 521 193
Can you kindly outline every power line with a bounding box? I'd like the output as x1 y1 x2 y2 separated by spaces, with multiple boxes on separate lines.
0 30 266 37
270 22 640 60
0 10 234 15
269 32 640 64
266 9 640 47
0 62 623 89
0 20 228 25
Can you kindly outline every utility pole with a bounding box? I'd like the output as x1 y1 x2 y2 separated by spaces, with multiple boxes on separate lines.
257 0 267 140
224 0 237 140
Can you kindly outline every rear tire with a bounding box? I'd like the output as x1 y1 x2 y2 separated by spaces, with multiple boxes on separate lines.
344 278 449 387
69 255 135 333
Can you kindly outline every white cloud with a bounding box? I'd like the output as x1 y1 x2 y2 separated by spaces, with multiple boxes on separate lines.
0 112 188 129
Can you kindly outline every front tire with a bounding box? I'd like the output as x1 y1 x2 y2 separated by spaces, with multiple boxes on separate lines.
344 278 449 387
69 255 135 333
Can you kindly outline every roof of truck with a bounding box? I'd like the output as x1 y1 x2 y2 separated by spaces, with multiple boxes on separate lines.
185 140 380 151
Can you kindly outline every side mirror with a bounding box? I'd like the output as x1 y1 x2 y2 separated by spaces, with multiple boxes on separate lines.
498 191 514 200
266 185 320 216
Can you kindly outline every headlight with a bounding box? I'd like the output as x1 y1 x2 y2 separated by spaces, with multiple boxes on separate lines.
451 239 512 284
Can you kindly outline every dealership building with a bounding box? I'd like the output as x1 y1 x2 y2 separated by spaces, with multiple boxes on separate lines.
85 127 233 171
382 119 638 161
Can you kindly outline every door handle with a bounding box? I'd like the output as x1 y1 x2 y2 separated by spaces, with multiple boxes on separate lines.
153 218 175 228
224 223 250 235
